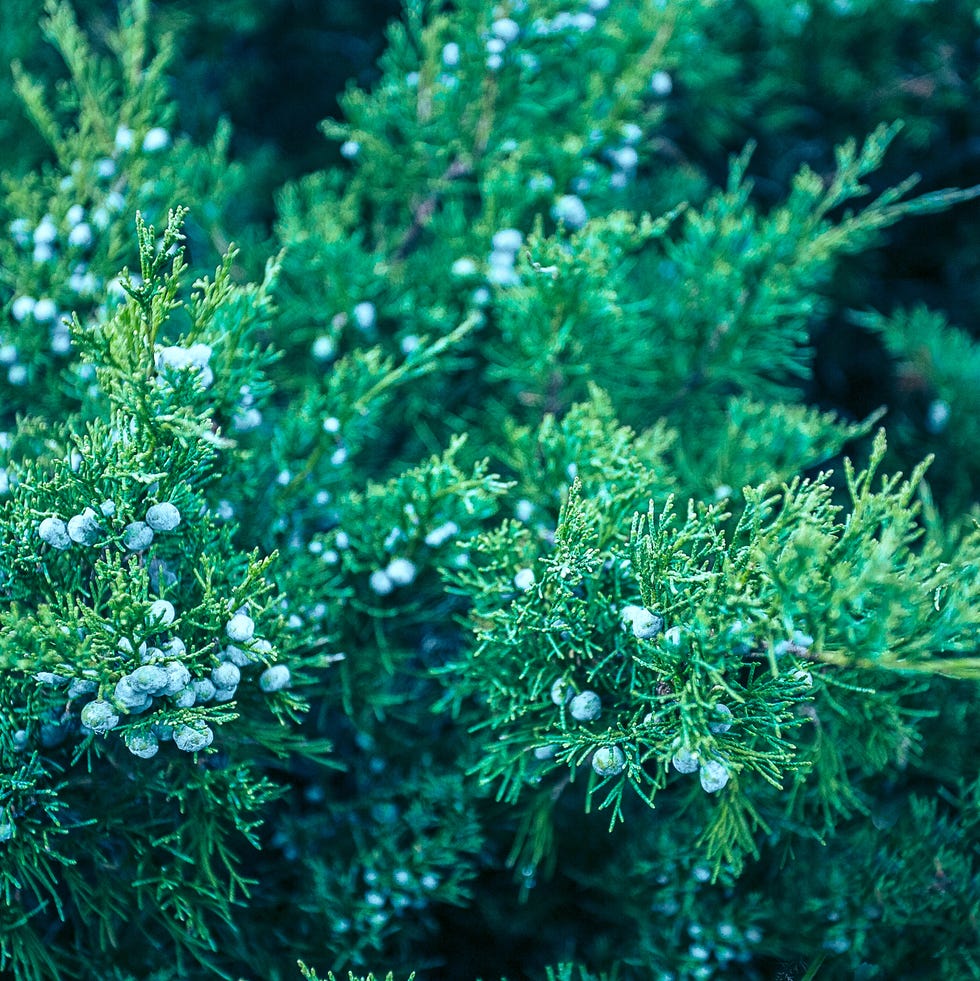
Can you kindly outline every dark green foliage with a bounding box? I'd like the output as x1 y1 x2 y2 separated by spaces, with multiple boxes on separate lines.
2 1 979 980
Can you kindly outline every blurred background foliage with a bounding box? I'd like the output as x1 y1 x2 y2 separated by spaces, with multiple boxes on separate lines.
6 0 977 471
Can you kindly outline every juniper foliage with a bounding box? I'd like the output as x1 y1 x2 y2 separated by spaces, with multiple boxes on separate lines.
1 1 979 980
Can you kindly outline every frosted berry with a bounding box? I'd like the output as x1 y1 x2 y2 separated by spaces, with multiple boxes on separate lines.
117 637 146 659
80 699 119 734
568 690 602 721
259 664 291 692
174 686 196 708
513 567 535 591
650 70 673 96
552 194 588 230
33 297 57 322
145 502 181 532
174 723 214 753
425 520 460 547
68 223 92 248
353 301 376 330
123 521 154 551
926 398 951 434
386 558 417 586
492 228 523 253
113 676 152 711
38 516 71 550
492 17 520 42
147 599 175 627
68 677 97 699
212 662 241 690
369 569 394 595
592 745 626 777
442 41 460 66
631 609 664 640
162 661 191 696
191 678 216 703
11 296 36 321
67 507 101 545
142 127 170 152
699 759 730 794
550 678 574 705
619 604 643 626
35 671 67 686
222 644 253 667
126 731 160 759
161 637 186 658
128 665 166 695
451 258 477 277
225 613 255 643
250 638 273 657
671 747 700 774
708 704 734 734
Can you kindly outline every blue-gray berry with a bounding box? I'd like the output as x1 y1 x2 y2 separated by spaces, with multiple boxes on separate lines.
114 675 151 710
81 699 119 734
550 678 573 705
174 723 214 753
67 508 101 545
619 604 643 626
259 664 291 692
671 747 700 774
592 745 626 776
699 758 730 793
191 678 217 703
35 671 68 686
145 502 181 531
123 521 154 551
225 613 255 643
38 516 71 550
708 704 734 734
221 644 252 667
212 662 240 689
568 690 601 721
141 645 164 664
147 599 175 627
162 660 191 696
126 731 160 759
151 722 174 741
130 664 168 694
386 557 417 586
174 686 196 708
68 677 98 699
161 636 186 658
631 609 664 640
552 194 588 230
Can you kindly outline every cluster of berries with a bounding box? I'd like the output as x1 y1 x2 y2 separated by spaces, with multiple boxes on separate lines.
38 500 182 552
49 602 292 759
548 678 627 777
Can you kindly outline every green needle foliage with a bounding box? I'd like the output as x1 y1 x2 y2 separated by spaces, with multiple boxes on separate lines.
1 1 979 980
